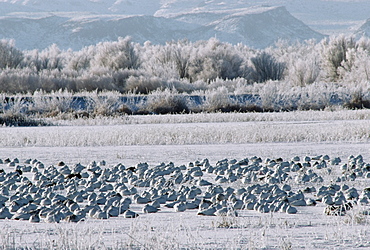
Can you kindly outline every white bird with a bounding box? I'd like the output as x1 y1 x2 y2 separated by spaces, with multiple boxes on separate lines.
150 200 161 209
13 212 31 220
65 214 84 223
87 206 101 218
134 195 150 204
94 211 109 219
0 207 12 219
142 204 158 213
197 206 216 216
45 213 61 223
186 199 201 209
40 198 52 206
174 202 187 212
123 210 139 218
29 214 40 223
286 205 298 214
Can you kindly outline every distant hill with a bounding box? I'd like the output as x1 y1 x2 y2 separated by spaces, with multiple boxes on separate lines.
355 18 370 38
0 6 324 50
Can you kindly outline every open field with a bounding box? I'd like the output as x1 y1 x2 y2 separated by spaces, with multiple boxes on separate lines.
0 110 370 249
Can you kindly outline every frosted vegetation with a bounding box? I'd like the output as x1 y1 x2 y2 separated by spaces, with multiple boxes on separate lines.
0 35 370 121
1 34 370 249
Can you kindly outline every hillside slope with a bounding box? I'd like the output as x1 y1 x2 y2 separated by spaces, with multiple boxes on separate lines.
355 18 370 38
0 6 324 50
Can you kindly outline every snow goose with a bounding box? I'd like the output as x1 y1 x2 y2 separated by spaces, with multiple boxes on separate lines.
345 187 359 200
152 195 167 204
257 203 270 213
39 207 53 219
0 186 9 196
45 212 62 223
13 205 35 220
118 203 130 214
96 194 107 205
197 206 216 216
0 207 12 219
185 189 198 200
73 193 84 203
245 201 256 210
134 195 150 204
22 165 32 173
123 210 139 218
29 213 40 223
11 211 30 222
286 205 298 214
99 183 114 192
150 200 161 209
197 179 212 186
90 208 105 219
86 205 100 218
65 214 84 223
40 198 52 206
142 204 159 213
186 198 201 209
232 199 244 210
215 207 229 216
72 163 85 174
164 201 180 208
306 198 317 206
322 195 334 205
174 202 187 212
334 192 347 205
7 161 16 167
107 206 120 217
359 196 368 205
69 202 80 212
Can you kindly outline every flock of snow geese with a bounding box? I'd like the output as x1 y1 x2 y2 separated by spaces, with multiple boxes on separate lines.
0 154 369 223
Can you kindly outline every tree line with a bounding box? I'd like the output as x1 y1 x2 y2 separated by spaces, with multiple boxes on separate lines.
0 35 369 94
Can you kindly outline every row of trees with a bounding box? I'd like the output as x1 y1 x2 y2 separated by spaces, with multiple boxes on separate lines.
0 35 369 94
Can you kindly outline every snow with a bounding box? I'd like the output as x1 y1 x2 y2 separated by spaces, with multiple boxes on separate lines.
2 142 369 170
1 142 370 248
0 111 370 248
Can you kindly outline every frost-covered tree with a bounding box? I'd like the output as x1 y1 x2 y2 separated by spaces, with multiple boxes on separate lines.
340 47 370 83
23 44 64 72
91 37 140 71
188 38 244 82
141 40 192 80
0 39 23 69
169 40 191 79
66 46 95 72
322 35 357 81
277 40 321 86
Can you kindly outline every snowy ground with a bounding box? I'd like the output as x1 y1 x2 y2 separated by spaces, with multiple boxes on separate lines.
2 142 370 249
1 111 370 249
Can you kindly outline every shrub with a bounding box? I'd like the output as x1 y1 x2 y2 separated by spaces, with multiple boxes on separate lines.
249 52 285 83
344 90 370 110
138 89 189 114
124 75 164 94
0 113 48 126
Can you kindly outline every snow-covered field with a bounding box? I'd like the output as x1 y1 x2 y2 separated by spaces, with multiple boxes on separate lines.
0 0 369 248
1 110 370 249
